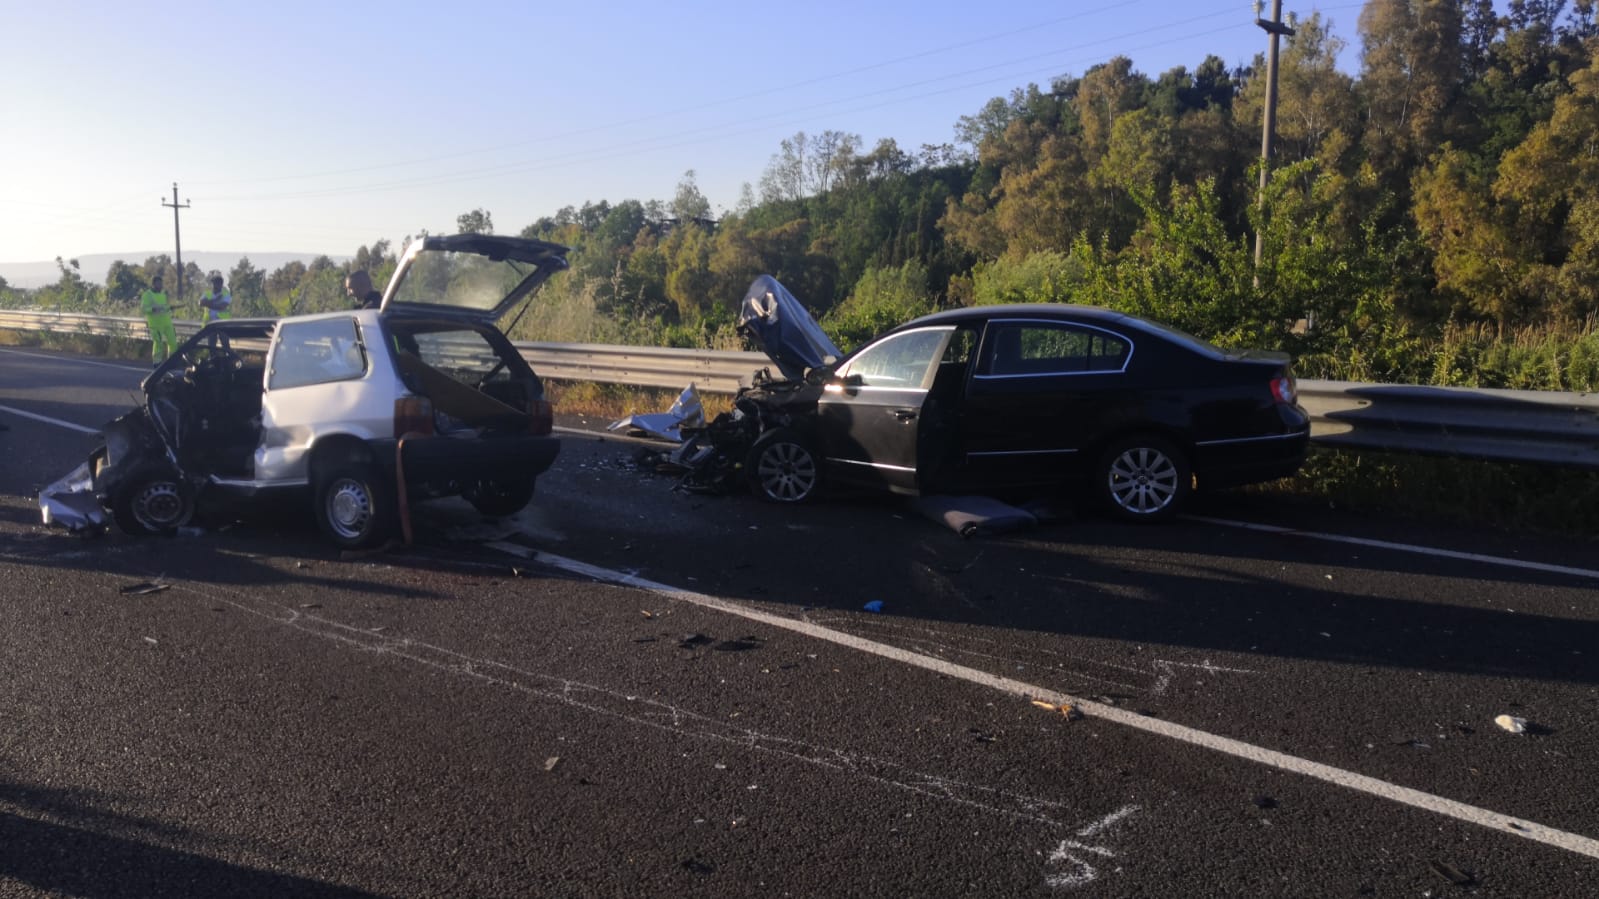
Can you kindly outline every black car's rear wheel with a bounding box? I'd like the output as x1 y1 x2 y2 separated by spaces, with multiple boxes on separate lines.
463 476 535 518
1096 435 1190 522
746 428 820 503
111 465 195 535
313 463 395 549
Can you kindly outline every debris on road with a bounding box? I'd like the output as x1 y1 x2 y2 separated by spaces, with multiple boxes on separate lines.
544 756 561 772
912 495 1038 538
1494 714 1530 734
608 384 704 442
118 582 170 596
862 600 884 613
1428 859 1476 886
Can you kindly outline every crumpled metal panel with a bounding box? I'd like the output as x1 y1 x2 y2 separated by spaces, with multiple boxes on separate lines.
38 461 107 533
608 384 704 442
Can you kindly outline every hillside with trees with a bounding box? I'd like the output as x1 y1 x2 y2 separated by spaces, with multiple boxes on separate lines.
7 0 1599 391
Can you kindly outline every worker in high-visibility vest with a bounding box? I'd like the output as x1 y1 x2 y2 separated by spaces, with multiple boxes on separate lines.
140 275 177 366
199 275 233 322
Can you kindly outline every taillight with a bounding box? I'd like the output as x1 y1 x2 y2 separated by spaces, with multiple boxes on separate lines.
394 396 435 437
528 398 553 436
1270 375 1297 405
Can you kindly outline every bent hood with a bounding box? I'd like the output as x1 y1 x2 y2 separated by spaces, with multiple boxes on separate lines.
736 276 842 382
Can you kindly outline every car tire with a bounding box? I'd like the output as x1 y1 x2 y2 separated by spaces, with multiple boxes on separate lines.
313 463 395 549
110 465 195 536
746 428 821 503
463 476 535 518
1095 434 1190 522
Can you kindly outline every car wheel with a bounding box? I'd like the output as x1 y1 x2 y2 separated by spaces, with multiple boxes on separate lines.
313 463 394 549
463 476 535 518
111 465 195 536
1096 435 1190 522
746 428 820 503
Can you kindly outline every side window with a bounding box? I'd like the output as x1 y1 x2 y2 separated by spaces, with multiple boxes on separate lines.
269 318 367 390
982 322 1130 376
840 328 951 389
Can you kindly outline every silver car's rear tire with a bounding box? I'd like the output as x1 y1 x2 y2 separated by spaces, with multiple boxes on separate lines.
313 463 395 549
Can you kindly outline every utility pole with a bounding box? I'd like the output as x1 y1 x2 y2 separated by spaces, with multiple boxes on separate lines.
1253 0 1294 272
161 183 189 302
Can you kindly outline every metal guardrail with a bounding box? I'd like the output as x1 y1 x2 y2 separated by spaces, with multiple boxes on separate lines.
4 308 1598 470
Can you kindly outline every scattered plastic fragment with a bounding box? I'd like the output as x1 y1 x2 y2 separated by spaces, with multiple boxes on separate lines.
142 637 158 645
1494 714 1529 734
641 610 655 619
118 582 170 596
1030 700 1057 711
1059 705 1084 721
1428 860 1475 886
544 756 561 772
1252 795 1277 810
862 600 884 613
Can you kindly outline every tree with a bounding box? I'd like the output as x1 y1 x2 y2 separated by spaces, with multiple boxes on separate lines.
1358 0 1467 187
104 260 143 305
229 256 267 315
671 170 712 222
456 208 494 234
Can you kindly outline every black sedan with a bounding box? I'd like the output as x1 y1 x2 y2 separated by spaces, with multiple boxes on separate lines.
734 303 1309 521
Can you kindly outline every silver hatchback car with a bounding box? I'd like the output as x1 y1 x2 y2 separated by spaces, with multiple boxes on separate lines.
41 234 569 548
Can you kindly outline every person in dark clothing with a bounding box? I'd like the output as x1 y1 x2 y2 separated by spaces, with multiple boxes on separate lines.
344 270 382 310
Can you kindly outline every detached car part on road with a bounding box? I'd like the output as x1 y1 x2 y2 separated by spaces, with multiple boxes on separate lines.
40 234 569 548
677 292 1311 522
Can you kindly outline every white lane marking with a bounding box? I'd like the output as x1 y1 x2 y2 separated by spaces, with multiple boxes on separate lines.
0 403 100 435
1187 515 1599 581
503 544 1599 862
0 346 150 372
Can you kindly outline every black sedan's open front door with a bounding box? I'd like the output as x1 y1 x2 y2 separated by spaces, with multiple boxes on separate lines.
815 327 955 494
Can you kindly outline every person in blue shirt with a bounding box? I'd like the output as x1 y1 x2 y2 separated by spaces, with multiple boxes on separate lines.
199 275 232 322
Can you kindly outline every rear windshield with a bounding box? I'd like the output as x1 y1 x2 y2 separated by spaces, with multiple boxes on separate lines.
389 250 546 315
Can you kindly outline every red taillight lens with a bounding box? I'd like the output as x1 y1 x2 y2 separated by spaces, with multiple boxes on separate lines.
528 398 553 436
394 396 435 437
1270 375 1297 405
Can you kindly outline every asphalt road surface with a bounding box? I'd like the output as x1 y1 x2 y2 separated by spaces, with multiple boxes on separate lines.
2 345 1596 897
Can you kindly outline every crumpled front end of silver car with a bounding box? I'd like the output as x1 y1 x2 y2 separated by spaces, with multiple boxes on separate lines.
39 460 108 534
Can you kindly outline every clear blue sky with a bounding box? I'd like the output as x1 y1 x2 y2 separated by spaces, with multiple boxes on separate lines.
0 0 1365 265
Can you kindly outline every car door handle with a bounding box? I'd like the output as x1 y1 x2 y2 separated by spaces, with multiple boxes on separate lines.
893 409 918 422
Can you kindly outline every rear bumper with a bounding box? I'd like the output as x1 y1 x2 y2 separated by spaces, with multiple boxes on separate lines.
371 434 560 485
1194 429 1310 489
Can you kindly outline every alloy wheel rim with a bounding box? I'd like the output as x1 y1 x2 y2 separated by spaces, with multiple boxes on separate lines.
758 443 816 502
1107 447 1178 514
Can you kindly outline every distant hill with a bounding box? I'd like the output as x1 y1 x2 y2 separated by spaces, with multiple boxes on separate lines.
0 251 351 289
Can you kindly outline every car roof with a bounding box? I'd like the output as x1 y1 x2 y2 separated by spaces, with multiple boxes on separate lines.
893 303 1136 331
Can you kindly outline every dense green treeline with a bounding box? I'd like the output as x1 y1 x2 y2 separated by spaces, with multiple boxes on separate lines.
7 0 1599 390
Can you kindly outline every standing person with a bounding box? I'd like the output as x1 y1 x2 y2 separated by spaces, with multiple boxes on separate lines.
199 275 233 322
140 275 177 366
344 270 382 310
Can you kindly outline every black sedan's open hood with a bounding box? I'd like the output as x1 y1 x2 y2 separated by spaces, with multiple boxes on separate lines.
735 276 842 381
